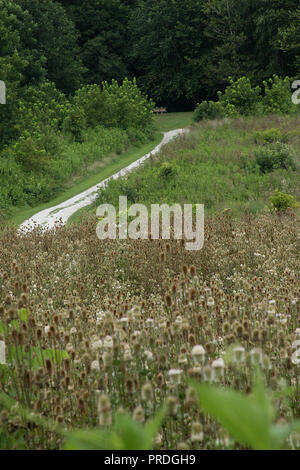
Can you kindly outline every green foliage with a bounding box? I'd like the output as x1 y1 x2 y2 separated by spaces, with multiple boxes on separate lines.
194 74 300 121
254 128 288 144
73 78 154 131
15 82 71 137
217 77 262 116
193 372 300 450
73 84 105 129
0 75 153 217
158 161 178 179
96 116 300 216
193 101 225 122
254 143 296 173
262 75 299 115
64 407 166 450
102 78 154 130
268 190 299 212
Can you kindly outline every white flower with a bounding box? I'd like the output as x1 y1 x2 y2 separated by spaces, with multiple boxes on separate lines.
91 339 103 351
103 336 114 350
168 369 182 385
120 317 129 327
123 344 132 362
291 349 300 365
250 348 263 365
207 297 215 307
91 360 100 371
232 346 245 364
145 318 154 328
144 350 153 362
203 365 213 382
212 358 225 380
191 345 206 364
0 341 6 365
291 340 300 350
44 325 50 334
70 327 77 335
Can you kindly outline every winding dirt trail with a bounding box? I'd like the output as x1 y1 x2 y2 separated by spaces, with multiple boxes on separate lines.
19 128 187 232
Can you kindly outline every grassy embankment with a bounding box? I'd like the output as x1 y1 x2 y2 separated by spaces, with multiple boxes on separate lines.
67 112 194 224
94 114 300 218
9 112 193 227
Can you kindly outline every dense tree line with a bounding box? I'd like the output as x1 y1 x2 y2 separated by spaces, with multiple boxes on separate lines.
1 0 299 110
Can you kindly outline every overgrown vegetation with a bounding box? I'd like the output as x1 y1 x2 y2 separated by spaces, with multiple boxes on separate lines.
0 78 154 219
94 115 299 217
0 207 299 449
194 76 300 122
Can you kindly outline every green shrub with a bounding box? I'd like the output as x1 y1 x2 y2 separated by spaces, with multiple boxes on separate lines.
217 77 262 116
254 128 288 144
101 78 154 130
74 78 154 131
254 143 296 173
15 82 71 137
158 161 178 179
268 190 299 211
262 75 299 115
193 100 225 121
73 84 105 129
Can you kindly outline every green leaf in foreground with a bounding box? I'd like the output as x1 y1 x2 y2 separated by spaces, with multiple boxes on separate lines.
193 378 300 450
64 407 166 450
193 382 273 450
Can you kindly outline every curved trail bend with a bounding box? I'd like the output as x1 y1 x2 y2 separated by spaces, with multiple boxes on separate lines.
20 128 187 232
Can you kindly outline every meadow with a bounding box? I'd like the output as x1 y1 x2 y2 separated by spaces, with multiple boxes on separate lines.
0 114 299 450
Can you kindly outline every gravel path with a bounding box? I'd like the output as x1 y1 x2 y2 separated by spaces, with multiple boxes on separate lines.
19 128 187 232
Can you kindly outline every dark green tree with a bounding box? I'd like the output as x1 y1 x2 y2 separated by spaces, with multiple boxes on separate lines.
60 0 129 85
14 0 85 93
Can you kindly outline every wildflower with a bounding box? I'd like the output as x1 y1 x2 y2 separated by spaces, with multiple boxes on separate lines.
262 355 272 370
145 318 154 328
133 406 145 423
144 350 153 362
91 339 103 351
120 317 129 328
291 349 300 365
291 340 300 350
141 382 153 402
250 348 263 365
0 341 6 365
185 387 197 407
191 422 204 443
123 346 132 362
232 346 245 364
178 442 189 450
191 345 206 365
211 358 225 380
70 327 77 335
91 360 100 371
154 433 163 447
168 368 182 385
166 396 178 416
103 335 114 350
203 365 213 382
178 353 188 366
207 297 215 307
103 351 112 368
96 392 112 426
66 343 74 353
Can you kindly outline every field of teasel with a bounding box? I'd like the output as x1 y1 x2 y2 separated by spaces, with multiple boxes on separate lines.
0 211 299 450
